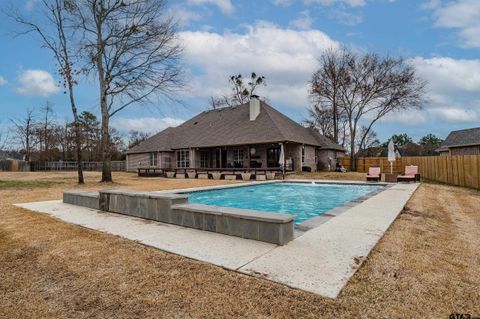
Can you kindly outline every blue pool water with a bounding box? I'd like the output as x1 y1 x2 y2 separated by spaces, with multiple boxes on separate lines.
186 182 383 223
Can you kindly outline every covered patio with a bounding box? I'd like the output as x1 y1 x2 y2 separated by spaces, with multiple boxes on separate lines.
138 142 301 180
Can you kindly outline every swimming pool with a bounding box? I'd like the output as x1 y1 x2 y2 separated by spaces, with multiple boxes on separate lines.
186 182 383 223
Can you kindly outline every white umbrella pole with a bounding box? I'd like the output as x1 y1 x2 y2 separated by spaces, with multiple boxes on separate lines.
390 162 393 174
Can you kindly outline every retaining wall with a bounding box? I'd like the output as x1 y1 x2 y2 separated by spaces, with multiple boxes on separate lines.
63 190 100 210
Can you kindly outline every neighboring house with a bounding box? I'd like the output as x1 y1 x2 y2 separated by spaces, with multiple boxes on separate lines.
126 97 345 172
0 150 24 161
437 127 480 156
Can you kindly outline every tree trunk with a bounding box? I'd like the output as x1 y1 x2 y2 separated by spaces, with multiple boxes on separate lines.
350 147 356 171
100 105 112 182
95 13 113 183
68 82 84 184
333 104 338 144
350 127 357 171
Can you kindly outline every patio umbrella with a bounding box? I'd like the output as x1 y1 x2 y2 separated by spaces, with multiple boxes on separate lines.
387 139 396 174
278 143 285 168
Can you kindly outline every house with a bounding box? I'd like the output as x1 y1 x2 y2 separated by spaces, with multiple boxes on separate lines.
437 127 480 156
0 150 24 161
126 97 344 173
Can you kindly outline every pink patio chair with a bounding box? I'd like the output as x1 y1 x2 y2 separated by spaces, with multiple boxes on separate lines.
397 165 420 182
366 166 381 182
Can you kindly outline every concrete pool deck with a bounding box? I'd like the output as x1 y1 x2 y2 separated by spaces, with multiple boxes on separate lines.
15 181 419 298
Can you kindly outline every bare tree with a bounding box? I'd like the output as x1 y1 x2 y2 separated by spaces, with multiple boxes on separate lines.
309 48 350 144
209 72 266 109
305 102 350 148
35 101 55 162
11 110 37 161
12 0 85 183
128 130 150 149
357 126 380 153
305 105 334 140
70 0 183 182
310 48 426 170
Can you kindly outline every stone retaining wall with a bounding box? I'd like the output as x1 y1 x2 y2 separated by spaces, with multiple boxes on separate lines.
172 203 294 245
63 190 100 210
99 189 188 222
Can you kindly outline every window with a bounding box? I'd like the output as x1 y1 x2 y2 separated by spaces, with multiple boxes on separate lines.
267 148 280 168
163 156 172 169
200 151 210 168
150 153 157 166
302 146 305 163
232 149 244 168
176 150 190 168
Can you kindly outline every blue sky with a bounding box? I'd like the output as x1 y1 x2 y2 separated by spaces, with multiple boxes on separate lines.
0 0 479 143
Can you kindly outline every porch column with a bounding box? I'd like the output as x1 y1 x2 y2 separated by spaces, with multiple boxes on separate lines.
190 148 194 169
219 148 222 169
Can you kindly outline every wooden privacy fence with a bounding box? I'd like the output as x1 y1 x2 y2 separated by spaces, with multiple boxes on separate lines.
31 161 126 172
339 155 480 189
0 160 30 172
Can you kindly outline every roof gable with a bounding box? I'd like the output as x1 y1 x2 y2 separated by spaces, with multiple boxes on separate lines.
441 127 480 148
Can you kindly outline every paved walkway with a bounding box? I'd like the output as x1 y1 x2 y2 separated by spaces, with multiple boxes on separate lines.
16 182 419 298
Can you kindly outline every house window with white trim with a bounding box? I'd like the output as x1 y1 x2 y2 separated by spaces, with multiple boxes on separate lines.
150 152 157 166
177 150 190 168
200 151 209 168
232 149 244 168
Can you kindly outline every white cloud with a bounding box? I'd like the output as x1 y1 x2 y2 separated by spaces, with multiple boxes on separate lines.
112 117 184 134
410 57 480 93
167 6 202 27
16 70 60 97
371 56 480 126
388 56 480 125
25 0 39 11
179 22 339 108
0 75 7 86
305 0 366 7
289 10 314 30
329 8 363 25
425 0 480 47
187 0 234 14
273 0 366 6
381 110 427 126
179 23 480 127
430 107 479 123
272 0 294 7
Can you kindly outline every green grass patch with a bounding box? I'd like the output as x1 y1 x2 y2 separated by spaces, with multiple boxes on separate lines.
0 180 62 190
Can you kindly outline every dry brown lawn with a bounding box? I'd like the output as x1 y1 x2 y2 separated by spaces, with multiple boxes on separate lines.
1 171 479 318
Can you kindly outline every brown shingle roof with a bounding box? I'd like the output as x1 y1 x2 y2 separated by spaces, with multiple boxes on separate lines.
440 127 480 149
127 101 344 154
